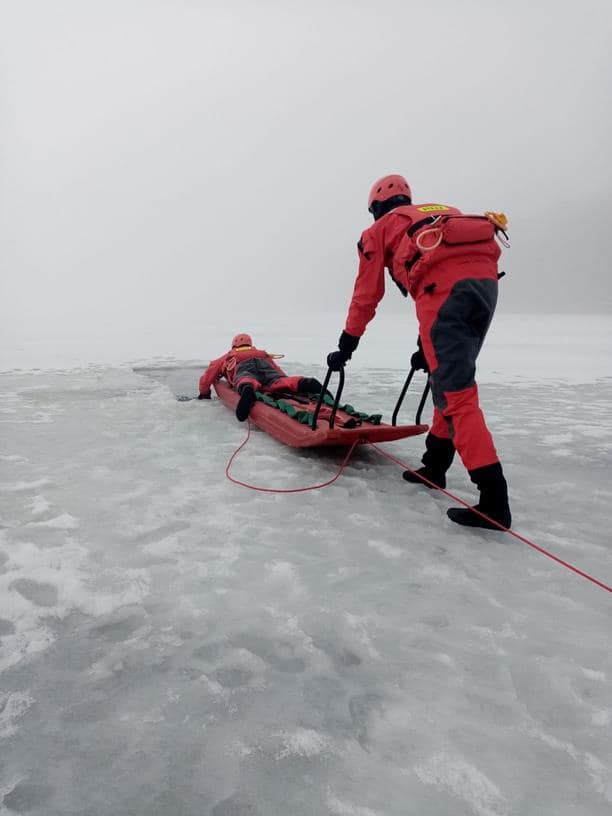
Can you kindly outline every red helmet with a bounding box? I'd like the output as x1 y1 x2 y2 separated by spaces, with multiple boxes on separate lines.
368 174 412 213
231 333 253 348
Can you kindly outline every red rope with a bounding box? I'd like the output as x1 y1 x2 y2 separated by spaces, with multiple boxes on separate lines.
225 421 360 494
367 442 612 594
224 426 612 594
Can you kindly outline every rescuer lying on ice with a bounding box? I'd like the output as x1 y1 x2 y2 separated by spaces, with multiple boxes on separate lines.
326 174 512 531
198 333 324 422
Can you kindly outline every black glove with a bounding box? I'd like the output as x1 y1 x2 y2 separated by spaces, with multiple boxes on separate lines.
198 391 212 400
410 348 428 373
327 350 350 371
326 331 360 371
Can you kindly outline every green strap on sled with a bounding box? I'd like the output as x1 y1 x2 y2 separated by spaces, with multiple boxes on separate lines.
255 392 313 424
255 391 382 426
321 393 382 425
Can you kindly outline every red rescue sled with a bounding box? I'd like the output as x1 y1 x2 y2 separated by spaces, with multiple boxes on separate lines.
214 381 428 448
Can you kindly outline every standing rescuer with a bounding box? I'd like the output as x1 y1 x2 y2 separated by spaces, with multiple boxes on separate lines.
326 174 512 530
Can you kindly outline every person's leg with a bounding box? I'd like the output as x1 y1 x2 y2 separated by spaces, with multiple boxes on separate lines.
268 375 304 393
437 384 498 471
234 375 260 422
420 277 511 527
245 358 295 394
261 362 324 396
296 377 325 395
406 290 459 489
426 278 499 466
438 382 511 527
234 375 260 392
402 408 455 488
233 358 263 395
446 462 511 529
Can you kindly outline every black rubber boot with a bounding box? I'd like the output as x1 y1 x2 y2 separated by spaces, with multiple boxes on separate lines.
403 466 446 489
235 385 256 422
402 433 455 489
447 462 512 530
297 377 324 395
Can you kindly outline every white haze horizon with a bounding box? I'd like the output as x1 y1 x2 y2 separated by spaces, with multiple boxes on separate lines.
3 313 611 390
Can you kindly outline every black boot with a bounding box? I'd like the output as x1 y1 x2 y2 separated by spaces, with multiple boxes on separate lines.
235 385 256 422
403 466 446 489
297 377 324 395
447 462 512 530
402 433 455 489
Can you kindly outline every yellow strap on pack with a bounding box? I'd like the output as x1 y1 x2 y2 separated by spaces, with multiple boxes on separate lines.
484 211 509 231
233 345 284 359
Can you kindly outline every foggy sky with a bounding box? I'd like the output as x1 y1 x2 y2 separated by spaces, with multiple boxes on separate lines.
1 0 611 352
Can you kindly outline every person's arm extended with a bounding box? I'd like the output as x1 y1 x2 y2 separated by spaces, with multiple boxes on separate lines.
344 230 386 338
198 354 227 397
326 228 386 370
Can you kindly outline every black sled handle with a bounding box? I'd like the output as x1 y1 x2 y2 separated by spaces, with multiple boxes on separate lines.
415 379 430 426
311 366 345 431
392 367 430 426
391 367 416 426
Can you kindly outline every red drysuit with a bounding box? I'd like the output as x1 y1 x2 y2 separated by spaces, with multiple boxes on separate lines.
198 346 302 397
344 203 502 471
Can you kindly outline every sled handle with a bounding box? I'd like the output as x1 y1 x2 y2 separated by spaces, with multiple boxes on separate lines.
415 379 430 426
311 366 345 431
392 367 430 426
391 367 416 426
329 367 345 430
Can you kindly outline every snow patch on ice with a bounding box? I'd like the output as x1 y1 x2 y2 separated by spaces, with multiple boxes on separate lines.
542 433 573 445
265 560 304 599
275 727 331 759
367 539 403 559
0 534 149 673
591 709 611 727
0 692 35 740
344 612 381 660
580 667 606 682
225 739 255 760
327 793 382 816
27 495 52 516
414 752 507 816
26 513 78 530
524 725 612 803
1 478 51 493
435 652 456 667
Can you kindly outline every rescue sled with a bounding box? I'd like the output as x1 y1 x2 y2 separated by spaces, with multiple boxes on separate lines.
213 367 429 449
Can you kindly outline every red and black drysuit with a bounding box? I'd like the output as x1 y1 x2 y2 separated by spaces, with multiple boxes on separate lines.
341 203 502 474
198 346 303 398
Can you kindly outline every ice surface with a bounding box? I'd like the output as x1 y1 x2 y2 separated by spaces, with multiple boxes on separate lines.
0 319 611 815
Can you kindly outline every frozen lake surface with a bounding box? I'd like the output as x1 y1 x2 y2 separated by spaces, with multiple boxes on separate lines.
1 316 611 815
